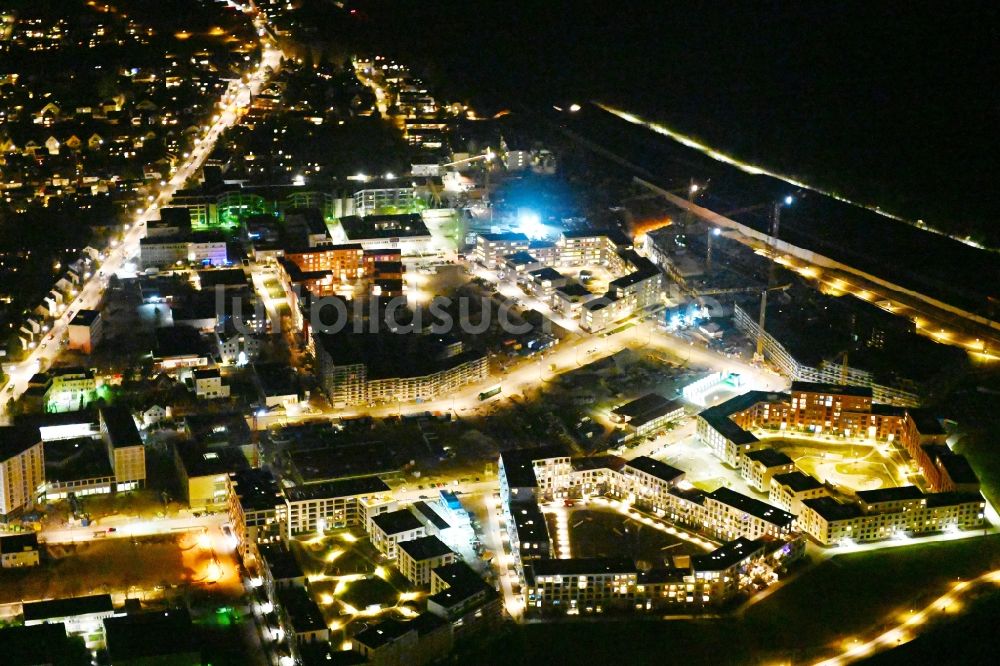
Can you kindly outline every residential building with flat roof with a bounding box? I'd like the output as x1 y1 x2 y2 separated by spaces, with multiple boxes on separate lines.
284 477 393 536
0 425 45 517
67 309 103 353
397 535 457 586
769 471 829 515
370 508 426 559
740 447 796 493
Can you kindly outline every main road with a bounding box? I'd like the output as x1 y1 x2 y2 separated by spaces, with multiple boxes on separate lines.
0 11 284 422
252 317 785 429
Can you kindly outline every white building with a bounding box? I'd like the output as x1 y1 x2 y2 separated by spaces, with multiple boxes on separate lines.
283 478 394 537
193 368 230 399
0 426 45 516
397 535 457 586
370 509 426 559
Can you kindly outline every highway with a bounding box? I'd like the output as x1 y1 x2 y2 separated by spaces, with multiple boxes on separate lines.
0 12 284 422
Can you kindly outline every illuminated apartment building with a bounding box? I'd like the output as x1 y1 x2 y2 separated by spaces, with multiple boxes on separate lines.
798 488 986 546
283 477 394 537
0 426 45 516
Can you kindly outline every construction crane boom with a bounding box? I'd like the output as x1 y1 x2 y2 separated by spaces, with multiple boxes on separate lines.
755 201 784 361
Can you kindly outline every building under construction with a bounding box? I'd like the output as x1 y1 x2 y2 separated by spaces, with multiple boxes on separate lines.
733 284 967 406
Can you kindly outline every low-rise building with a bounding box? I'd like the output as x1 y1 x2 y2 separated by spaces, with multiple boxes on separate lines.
611 393 685 441
193 368 230 399
24 594 117 651
616 456 685 512
352 614 452 666
103 609 200 666
0 532 41 568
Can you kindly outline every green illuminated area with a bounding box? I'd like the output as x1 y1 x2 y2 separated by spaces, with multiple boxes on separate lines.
370 200 429 217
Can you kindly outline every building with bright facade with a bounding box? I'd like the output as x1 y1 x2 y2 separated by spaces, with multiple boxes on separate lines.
694 382 986 545
497 446 802 616
0 426 45 517
282 477 394 537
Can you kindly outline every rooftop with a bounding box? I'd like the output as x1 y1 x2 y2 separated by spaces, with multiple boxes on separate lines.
339 213 430 241
790 381 873 399
284 477 390 502
500 445 569 489
529 267 565 282
314 329 485 380
745 448 794 468
555 282 593 299
803 496 864 521
154 325 206 359
691 537 765 572
628 400 685 428
397 535 453 561
772 471 824 493
479 232 528 243
0 624 78 666
504 251 538 266
231 468 283 513
612 393 672 420
196 268 248 289
69 309 100 327
104 610 198 663
371 508 423 535
708 487 796 527
184 412 252 448
0 532 39 555
509 500 551 550
697 390 789 446
625 456 684 485
175 442 249 478
353 618 412 649
856 485 925 505
411 501 449 531
0 425 43 461
278 586 327 633
23 594 113 622
429 562 495 610
44 438 113 482
260 544 305 581
527 557 636 579
924 492 986 508
570 455 627 473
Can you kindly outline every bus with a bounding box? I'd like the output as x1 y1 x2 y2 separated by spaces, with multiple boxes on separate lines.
478 384 502 401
